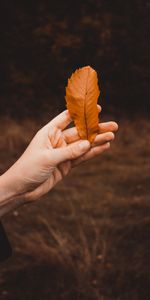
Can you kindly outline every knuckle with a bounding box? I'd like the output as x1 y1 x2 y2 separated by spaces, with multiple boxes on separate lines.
69 145 78 159
48 126 56 136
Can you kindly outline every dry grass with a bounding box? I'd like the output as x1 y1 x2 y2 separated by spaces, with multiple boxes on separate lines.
0 115 150 300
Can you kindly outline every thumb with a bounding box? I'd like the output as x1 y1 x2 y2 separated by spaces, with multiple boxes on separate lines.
51 140 91 165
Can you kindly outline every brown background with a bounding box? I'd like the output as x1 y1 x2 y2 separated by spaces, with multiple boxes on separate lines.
0 0 149 119
0 1 150 300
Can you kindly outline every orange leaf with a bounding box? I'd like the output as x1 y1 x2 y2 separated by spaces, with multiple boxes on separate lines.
65 66 100 143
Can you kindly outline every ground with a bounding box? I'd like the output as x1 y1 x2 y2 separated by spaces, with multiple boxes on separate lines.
0 115 150 300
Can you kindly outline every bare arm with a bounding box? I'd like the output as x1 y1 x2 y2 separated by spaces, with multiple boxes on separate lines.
0 109 118 217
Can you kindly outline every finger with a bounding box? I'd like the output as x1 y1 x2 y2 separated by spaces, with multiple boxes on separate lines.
63 126 115 145
92 132 115 147
63 126 79 143
63 123 116 145
49 139 91 165
63 104 101 142
97 104 102 113
50 106 101 131
47 105 102 132
48 110 72 130
72 142 110 167
99 121 118 133
58 161 71 177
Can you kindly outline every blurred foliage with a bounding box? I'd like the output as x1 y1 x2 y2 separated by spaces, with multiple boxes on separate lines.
0 0 149 119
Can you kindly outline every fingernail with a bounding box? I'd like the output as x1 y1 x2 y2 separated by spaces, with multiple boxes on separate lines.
79 140 90 151
106 142 110 148
111 132 115 139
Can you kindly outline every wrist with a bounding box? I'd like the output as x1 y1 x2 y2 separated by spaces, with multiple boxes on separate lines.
0 171 19 202
0 172 26 217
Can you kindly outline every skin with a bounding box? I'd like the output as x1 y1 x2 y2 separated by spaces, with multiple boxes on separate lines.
0 107 118 217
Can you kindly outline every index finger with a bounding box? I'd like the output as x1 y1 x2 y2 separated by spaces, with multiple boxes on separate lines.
48 110 72 130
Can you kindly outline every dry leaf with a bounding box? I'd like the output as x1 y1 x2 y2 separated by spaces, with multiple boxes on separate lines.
65 66 100 143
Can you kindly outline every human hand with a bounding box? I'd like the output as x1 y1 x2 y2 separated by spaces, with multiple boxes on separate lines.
1 107 118 203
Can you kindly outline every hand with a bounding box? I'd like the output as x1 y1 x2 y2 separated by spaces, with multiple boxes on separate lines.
1 108 118 203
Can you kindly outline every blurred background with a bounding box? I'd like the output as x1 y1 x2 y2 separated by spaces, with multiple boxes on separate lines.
0 1 150 299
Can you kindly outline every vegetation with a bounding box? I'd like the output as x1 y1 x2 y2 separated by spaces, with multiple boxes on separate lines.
1 0 149 118
0 115 149 299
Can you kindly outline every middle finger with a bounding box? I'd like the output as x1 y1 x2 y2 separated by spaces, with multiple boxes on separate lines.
63 122 117 144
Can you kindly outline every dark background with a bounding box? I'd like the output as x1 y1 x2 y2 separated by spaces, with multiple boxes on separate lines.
0 0 149 119
0 1 150 300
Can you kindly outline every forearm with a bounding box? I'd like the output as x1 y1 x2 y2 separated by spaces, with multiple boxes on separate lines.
0 172 25 218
